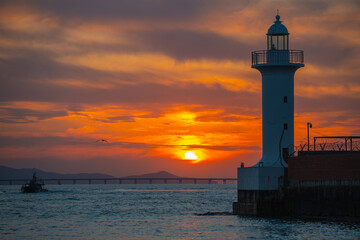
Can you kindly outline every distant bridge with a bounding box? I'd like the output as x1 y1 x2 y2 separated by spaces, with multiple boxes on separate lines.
0 178 237 185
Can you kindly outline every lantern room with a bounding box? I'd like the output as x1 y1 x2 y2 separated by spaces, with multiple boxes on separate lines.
267 14 289 50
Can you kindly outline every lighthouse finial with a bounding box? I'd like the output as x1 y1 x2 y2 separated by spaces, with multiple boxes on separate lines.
275 9 280 22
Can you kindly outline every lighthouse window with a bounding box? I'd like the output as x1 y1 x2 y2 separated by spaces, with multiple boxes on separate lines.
273 36 279 50
283 96 288 103
268 35 288 50
284 123 288 130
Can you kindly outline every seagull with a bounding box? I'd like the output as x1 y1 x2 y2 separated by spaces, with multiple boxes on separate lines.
96 139 109 143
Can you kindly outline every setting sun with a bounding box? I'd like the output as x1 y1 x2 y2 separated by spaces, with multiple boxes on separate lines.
184 151 198 160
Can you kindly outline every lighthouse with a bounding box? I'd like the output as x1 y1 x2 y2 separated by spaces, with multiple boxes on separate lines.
253 14 304 167
234 14 304 214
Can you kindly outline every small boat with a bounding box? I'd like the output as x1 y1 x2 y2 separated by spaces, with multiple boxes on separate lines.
21 172 48 193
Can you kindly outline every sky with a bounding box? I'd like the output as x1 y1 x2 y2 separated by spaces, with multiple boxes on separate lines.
0 0 359 177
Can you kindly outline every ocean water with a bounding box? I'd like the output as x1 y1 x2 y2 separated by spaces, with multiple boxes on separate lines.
0 184 359 240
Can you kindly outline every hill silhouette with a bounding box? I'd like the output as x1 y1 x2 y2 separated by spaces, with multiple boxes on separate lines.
124 171 179 179
0 166 114 180
0 166 179 180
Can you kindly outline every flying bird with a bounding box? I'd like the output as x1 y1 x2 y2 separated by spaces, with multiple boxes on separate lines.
96 139 109 143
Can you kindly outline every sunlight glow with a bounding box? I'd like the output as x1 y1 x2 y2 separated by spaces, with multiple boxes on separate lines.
184 151 198 160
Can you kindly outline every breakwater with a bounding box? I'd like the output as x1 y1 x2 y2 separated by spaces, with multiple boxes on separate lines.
233 179 360 217
233 153 360 217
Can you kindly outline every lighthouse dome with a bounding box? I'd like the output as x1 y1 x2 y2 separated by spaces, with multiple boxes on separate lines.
267 15 288 35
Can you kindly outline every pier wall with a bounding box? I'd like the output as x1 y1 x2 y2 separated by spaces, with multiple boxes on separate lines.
233 190 284 216
288 153 360 180
233 182 360 217
234 153 360 217
284 182 360 217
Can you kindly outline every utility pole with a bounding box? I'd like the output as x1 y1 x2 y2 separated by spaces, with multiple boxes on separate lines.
307 122 312 151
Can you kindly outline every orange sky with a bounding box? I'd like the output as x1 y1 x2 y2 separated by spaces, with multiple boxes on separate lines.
0 0 359 177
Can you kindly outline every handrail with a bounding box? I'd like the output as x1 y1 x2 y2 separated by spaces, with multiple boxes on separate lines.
252 50 304 65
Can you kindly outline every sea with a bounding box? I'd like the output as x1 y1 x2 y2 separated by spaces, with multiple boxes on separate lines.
0 184 359 240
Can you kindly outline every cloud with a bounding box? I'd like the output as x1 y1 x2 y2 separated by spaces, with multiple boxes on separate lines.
128 29 252 61
0 135 152 148
296 95 360 113
0 51 259 106
0 0 250 23
0 107 68 123
296 35 359 67
0 0 359 176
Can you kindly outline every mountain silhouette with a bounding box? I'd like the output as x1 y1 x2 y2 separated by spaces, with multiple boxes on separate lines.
0 166 114 180
124 171 179 179
0 166 179 180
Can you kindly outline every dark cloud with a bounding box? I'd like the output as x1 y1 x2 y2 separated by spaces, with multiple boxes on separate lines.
0 24 252 61
0 27 63 47
290 0 360 15
176 144 260 152
0 26 145 58
295 36 357 67
0 0 250 23
195 111 260 123
0 135 152 149
295 95 360 113
1 79 259 109
0 107 68 123
297 72 359 87
0 50 259 107
314 114 360 129
128 29 253 60
0 136 84 147
1 1 358 65
0 48 128 83
106 116 135 123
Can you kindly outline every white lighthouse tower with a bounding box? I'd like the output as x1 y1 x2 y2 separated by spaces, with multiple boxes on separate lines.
234 14 304 214
253 14 304 167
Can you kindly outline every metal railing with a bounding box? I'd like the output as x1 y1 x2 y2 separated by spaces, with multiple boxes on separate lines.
294 136 360 156
252 50 304 65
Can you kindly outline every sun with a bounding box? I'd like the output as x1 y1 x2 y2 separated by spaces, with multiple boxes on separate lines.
184 151 198 160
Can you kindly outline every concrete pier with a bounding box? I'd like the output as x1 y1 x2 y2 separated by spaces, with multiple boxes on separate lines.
233 153 360 217
233 179 360 217
284 180 360 217
233 190 284 216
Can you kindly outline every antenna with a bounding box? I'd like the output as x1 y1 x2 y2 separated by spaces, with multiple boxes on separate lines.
277 9 279 15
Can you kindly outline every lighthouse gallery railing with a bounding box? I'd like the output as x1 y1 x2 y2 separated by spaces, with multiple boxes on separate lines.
252 50 304 65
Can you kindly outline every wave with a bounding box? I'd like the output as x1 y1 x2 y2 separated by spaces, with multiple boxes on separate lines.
195 211 233 216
